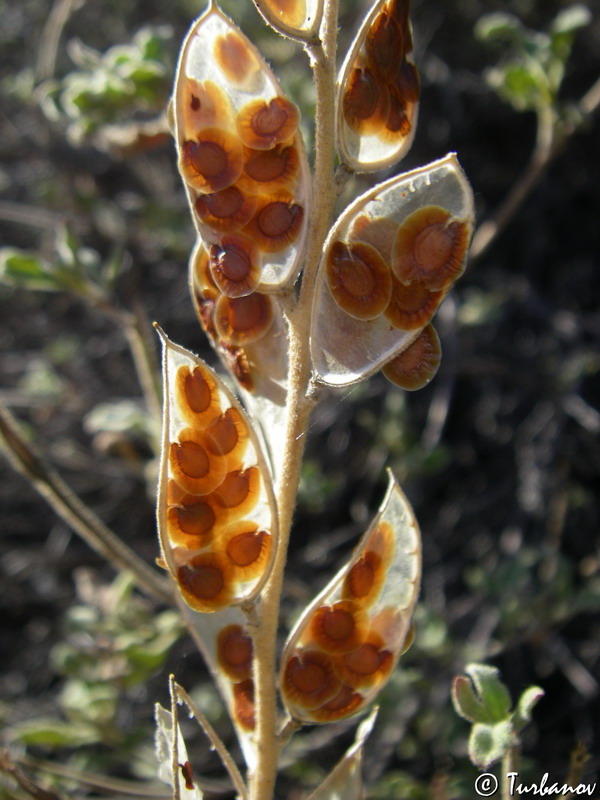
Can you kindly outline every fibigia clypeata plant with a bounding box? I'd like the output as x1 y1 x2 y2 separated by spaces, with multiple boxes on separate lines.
154 0 474 796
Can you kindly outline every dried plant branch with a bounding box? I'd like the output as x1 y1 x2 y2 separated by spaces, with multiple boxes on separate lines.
0 405 172 604
174 680 248 800
471 75 600 262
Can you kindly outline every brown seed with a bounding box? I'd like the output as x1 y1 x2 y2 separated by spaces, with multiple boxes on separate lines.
204 407 247 460
209 233 260 298
212 467 260 515
392 206 470 290
170 430 227 495
384 275 444 330
237 97 299 150
262 0 306 29
308 601 367 654
214 292 274 346
195 186 256 233
233 679 255 730
177 555 228 605
226 528 268 568
342 550 384 606
217 624 253 680
214 32 259 86
365 12 403 80
382 323 442 390
343 67 389 134
242 145 299 190
181 79 234 133
171 440 209 479
283 650 340 710
326 240 392 320
245 196 304 253
179 128 243 193
310 684 363 722
168 501 216 541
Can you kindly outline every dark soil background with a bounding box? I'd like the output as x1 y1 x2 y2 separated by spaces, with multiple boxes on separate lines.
1 0 599 797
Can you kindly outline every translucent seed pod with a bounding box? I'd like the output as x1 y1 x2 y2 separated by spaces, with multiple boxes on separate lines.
157 332 278 612
310 154 474 387
173 3 310 292
188 241 290 481
253 0 324 42
337 0 419 172
175 605 258 769
280 472 421 723
381 322 441 391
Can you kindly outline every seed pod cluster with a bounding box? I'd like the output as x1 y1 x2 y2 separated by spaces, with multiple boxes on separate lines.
338 0 419 172
310 154 475 388
158 336 277 612
281 475 420 723
174 5 309 392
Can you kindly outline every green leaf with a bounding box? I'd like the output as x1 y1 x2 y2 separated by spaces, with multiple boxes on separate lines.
9 718 100 747
0 248 60 291
468 720 513 769
513 685 544 732
464 664 512 722
475 12 524 43
551 5 592 36
452 676 489 724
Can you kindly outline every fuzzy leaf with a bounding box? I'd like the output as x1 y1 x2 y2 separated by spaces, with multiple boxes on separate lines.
156 330 278 613
464 664 512 722
452 675 490 724
310 153 474 387
513 685 544 732
468 720 513 769
307 707 378 799
280 471 421 724
337 0 419 172
155 703 204 799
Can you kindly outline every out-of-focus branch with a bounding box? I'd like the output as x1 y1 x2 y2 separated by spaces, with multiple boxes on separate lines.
470 74 600 262
0 405 173 604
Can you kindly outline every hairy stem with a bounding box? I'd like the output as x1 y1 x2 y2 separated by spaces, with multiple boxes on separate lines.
247 1 339 797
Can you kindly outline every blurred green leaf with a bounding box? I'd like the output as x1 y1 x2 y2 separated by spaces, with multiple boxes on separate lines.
468 720 513 768
475 12 524 42
0 248 60 291
9 719 100 747
513 686 544 732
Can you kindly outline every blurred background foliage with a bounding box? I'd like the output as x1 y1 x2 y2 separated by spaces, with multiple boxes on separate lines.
1 0 599 797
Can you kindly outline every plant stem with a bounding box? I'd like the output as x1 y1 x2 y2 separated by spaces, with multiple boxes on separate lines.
0 405 173 605
247 0 339 797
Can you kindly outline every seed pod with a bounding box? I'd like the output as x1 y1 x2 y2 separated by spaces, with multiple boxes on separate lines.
337 0 419 172
253 0 324 41
175 604 259 770
157 331 278 612
310 154 474 387
173 3 310 292
280 472 421 723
